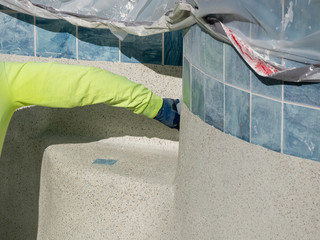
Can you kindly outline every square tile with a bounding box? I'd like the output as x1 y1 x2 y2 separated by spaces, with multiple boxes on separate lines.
225 44 250 90
120 34 162 64
164 30 183 66
191 66 205 120
36 18 76 59
252 72 282 99
284 82 320 108
183 57 191 109
188 24 203 68
0 12 34 56
205 75 224 131
225 86 250 142
78 27 119 62
183 28 191 60
200 30 223 81
283 104 320 161
251 95 281 152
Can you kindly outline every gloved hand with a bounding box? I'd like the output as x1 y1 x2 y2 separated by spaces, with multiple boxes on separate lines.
154 98 180 129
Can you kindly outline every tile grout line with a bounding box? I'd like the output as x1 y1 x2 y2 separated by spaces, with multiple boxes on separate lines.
186 55 320 110
162 32 165 65
223 43 226 132
76 25 78 60
281 0 285 154
250 72 252 143
190 62 193 113
119 39 121 63
249 23 252 143
281 77 285 154
203 60 207 122
34 16 36 57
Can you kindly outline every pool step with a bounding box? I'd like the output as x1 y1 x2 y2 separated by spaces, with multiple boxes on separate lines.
37 137 179 240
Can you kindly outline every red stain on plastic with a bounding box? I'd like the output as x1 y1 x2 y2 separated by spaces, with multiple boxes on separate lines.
222 23 278 76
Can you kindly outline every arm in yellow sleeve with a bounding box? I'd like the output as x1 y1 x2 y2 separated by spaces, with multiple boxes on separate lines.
0 61 164 157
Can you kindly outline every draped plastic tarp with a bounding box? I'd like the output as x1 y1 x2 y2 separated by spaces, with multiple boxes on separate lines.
1 0 320 82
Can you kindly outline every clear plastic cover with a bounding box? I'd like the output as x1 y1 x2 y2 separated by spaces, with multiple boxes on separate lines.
1 0 320 82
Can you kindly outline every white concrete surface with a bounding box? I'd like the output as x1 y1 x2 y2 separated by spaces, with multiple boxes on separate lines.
2 53 319 240
176 103 320 240
37 136 179 240
0 54 181 240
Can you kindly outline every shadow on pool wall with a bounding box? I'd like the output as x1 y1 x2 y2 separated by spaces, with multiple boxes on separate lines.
0 104 179 240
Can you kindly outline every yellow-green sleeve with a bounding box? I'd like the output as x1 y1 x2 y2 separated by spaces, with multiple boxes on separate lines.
6 61 163 118
0 61 163 157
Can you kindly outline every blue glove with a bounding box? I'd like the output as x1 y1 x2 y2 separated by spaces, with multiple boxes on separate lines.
154 98 180 129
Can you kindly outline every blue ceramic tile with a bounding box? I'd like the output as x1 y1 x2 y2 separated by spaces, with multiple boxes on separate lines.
284 82 320 108
251 72 282 99
36 18 76 59
0 12 34 56
225 44 250 90
164 30 183 66
78 27 119 62
200 29 223 81
191 67 205 120
284 104 320 161
251 95 281 152
188 24 203 68
205 75 224 131
93 159 118 165
183 57 191 109
121 34 162 64
283 0 320 42
183 27 191 60
225 86 250 142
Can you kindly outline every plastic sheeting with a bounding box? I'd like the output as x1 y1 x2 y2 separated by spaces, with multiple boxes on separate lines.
1 0 320 82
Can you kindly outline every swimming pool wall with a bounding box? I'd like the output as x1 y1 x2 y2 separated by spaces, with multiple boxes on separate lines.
0 4 182 66
183 23 320 162
174 7 320 238
0 4 182 240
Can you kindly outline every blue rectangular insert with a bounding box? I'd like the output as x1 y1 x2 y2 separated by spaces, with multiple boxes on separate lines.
93 159 118 165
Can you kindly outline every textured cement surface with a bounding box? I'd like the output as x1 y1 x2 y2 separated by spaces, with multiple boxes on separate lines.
3 53 320 239
175 103 320 240
0 54 181 240
37 136 179 240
